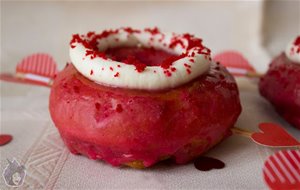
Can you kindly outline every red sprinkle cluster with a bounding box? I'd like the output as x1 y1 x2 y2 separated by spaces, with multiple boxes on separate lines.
70 29 119 50
70 34 90 49
169 36 186 49
292 36 300 54
123 27 141 34
70 27 212 76
161 54 186 69
123 55 147 73
145 27 160 35
85 50 107 60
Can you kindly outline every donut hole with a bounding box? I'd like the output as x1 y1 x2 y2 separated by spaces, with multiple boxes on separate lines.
104 46 177 67
91 30 183 67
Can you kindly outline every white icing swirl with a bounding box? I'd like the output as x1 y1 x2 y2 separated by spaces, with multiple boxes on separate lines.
285 36 300 63
69 28 211 90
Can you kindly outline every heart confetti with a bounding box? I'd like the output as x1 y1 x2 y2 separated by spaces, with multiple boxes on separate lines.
213 51 258 77
0 134 13 146
194 156 225 171
263 150 300 190
251 123 300 148
0 53 57 87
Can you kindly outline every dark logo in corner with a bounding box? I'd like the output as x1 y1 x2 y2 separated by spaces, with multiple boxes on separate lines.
2 158 26 187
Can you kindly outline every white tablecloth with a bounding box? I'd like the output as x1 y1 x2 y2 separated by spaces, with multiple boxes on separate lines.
1 79 300 189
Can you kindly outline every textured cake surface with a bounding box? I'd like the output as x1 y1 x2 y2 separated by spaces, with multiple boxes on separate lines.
49 63 241 168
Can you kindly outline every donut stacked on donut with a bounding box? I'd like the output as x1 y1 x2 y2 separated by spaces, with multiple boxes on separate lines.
259 36 300 129
49 27 241 168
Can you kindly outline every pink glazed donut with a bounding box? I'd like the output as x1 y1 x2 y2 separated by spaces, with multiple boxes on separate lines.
49 27 241 168
259 36 300 129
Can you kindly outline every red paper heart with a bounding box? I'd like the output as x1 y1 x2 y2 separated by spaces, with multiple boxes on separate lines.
16 53 58 78
213 51 256 76
194 156 225 171
263 150 300 190
0 134 13 146
251 123 300 147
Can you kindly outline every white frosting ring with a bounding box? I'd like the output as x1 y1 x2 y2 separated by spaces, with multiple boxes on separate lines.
285 36 300 63
70 29 211 90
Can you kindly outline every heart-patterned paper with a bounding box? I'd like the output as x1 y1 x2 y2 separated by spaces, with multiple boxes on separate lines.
263 150 300 190
213 51 256 77
251 123 300 148
0 134 13 146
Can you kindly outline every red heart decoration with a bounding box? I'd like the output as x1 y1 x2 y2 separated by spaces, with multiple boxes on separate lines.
263 150 300 190
213 51 256 76
16 53 58 78
0 134 13 146
251 123 300 147
0 53 57 87
194 156 225 171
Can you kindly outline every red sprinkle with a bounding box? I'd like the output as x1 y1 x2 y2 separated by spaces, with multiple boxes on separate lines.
184 63 191 68
87 31 95 38
86 50 107 60
169 36 185 49
117 64 121 68
186 69 191 74
123 55 147 73
171 67 177 72
164 70 172 77
123 27 141 34
95 103 101 110
116 104 123 113
145 27 160 35
293 36 300 46
114 72 120 77
110 67 114 71
293 36 300 53
189 59 195 63
90 70 94 75
161 54 186 69
135 63 147 73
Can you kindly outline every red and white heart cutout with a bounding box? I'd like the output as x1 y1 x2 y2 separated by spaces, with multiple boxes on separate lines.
263 150 300 190
0 53 57 87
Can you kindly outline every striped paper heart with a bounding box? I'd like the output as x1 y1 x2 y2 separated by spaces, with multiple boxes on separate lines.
16 53 57 78
0 53 57 87
213 51 256 77
263 150 300 190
